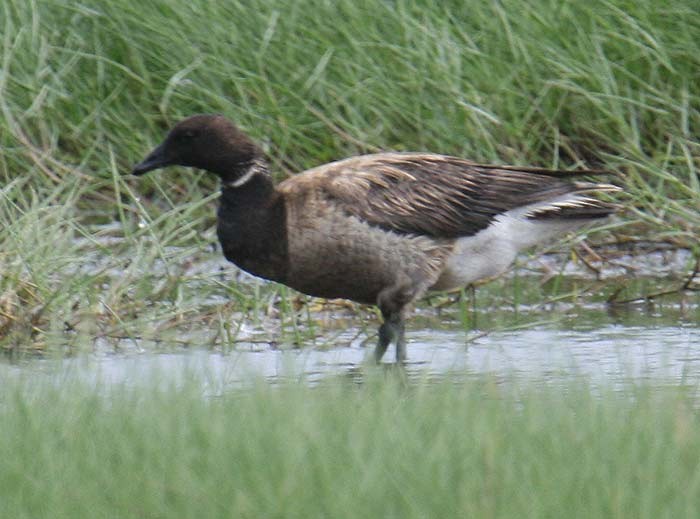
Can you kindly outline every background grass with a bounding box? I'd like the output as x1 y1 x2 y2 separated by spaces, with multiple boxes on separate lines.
1 374 699 518
1 0 699 352
1 4 699 513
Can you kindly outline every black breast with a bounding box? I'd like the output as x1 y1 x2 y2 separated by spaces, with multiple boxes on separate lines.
216 178 289 284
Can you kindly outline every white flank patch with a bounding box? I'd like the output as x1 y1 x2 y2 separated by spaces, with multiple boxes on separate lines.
431 196 594 291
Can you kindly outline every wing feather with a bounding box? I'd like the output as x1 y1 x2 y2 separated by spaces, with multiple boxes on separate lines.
282 153 620 238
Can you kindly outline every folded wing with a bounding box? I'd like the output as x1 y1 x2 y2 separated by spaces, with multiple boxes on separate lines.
300 153 619 239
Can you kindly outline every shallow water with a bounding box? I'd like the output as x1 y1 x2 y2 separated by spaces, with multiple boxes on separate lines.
2 294 698 392
2 242 698 390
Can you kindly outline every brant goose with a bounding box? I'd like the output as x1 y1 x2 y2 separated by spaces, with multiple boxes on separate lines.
132 114 620 362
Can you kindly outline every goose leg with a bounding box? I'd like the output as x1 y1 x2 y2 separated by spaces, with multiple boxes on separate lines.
374 309 407 363
394 317 406 362
375 280 414 363
375 318 395 362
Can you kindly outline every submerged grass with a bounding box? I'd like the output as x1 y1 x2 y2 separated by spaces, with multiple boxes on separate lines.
1 0 699 351
1 374 699 518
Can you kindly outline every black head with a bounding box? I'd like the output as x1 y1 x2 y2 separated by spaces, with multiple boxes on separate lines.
131 114 263 178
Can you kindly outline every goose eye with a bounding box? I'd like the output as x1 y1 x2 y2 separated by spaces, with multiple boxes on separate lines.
174 129 198 141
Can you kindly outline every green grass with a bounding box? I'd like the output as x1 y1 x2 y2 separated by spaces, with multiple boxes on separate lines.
1 0 699 352
0 374 699 518
2 3 699 513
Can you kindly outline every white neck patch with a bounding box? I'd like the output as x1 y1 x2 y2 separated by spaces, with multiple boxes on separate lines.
221 159 267 189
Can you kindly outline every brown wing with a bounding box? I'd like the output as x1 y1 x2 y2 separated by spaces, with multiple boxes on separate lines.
282 153 620 239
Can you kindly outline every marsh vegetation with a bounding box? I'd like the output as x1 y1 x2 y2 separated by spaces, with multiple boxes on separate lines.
1 1 699 516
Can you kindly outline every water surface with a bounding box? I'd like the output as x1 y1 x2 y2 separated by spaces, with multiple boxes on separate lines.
3 295 698 393
3 245 698 391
